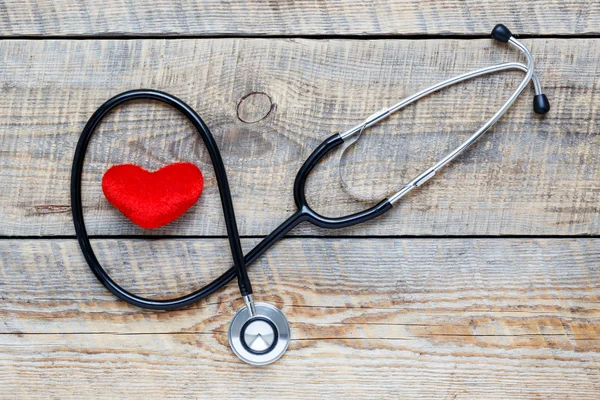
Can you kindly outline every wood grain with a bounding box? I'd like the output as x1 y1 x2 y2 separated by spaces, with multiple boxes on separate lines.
2 2 598 397
0 238 598 398
0 38 599 236
1 1 599 37
2 333 599 400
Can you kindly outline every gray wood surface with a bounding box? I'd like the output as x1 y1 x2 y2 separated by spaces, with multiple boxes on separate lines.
1 1 599 37
1 238 599 399
1 38 599 237
1 3 598 398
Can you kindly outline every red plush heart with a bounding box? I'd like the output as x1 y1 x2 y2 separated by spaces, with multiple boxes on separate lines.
102 162 204 229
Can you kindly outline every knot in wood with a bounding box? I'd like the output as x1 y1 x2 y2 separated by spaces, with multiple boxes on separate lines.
236 92 274 123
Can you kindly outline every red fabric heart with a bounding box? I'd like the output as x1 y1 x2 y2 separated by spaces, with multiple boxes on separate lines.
102 162 204 229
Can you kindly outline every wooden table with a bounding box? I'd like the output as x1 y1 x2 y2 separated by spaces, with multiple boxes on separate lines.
1 2 599 398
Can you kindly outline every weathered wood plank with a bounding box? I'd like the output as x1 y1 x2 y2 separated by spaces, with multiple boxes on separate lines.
1 38 599 236
2 238 599 334
0 238 598 398
1 1 599 37
2 333 599 399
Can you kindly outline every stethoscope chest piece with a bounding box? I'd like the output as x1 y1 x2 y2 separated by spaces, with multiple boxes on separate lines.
228 302 290 365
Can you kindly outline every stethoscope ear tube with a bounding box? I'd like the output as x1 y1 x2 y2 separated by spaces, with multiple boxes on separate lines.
337 31 549 206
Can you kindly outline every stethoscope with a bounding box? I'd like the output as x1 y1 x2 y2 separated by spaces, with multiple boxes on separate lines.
71 25 549 365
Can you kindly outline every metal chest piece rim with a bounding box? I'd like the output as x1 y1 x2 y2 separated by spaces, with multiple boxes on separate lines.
228 302 290 366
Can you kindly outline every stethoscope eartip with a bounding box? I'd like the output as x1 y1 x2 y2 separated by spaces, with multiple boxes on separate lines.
228 302 290 366
533 94 551 115
491 24 513 43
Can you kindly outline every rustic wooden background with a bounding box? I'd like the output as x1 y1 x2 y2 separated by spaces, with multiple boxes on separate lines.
1 1 599 399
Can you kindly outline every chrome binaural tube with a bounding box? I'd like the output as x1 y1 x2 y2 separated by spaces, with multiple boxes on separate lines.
337 26 549 205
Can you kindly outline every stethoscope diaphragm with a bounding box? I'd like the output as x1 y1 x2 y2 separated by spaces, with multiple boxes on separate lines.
228 302 290 365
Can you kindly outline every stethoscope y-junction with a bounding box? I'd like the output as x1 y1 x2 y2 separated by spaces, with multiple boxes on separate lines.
71 25 550 365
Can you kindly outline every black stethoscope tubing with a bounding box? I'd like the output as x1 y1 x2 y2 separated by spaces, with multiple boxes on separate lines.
71 89 392 310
